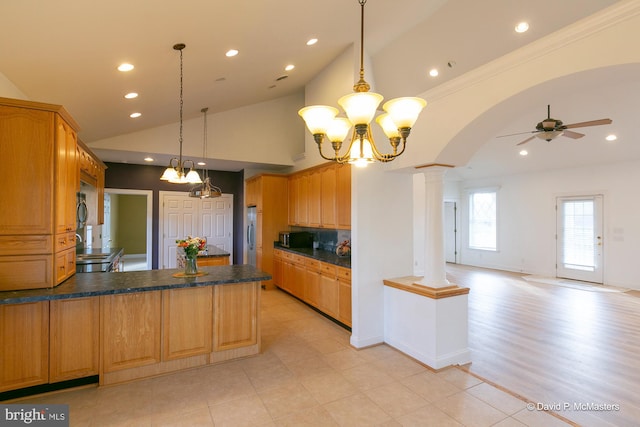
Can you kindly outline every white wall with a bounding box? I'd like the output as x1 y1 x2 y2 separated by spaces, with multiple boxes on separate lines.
452 159 640 289
350 165 414 348
89 92 305 168
0 72 28 100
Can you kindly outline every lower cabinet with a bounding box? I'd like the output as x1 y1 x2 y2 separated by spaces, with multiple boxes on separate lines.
0 301 49 392
50 298 99 382
211 282 260 363
101 291 162 373
274 249 351 327
162 287 212 361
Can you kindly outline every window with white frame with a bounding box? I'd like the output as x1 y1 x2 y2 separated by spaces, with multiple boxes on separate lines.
468 189 497 251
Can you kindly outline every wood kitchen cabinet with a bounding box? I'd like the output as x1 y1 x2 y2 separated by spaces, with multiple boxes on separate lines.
162 287 212 361
287 162 350 230
78 139 107 225
212 282 260 362
101 291 162 373
0 97 81 290
0 302 49 392
49 298 100 382
274 249 352 327
245 174 288 288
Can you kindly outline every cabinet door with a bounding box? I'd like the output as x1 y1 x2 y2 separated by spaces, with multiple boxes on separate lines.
288 175 299 225
0 302 49 392
321 165 337 227
291 261 306 299
273 251 284 287
338 279 352 326
54 116 78 234
198 256 230 266
336 164 351 229
54 247 75 284
162 287 212 360
0 106 53 236
50 298 99 382
297 173 309 226
308 170 322 227
304 267 321 307
102 291 162 372
319 265 339 318
213 282 259 351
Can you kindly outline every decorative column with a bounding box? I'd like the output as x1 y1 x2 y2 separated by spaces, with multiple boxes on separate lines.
416 165 451 288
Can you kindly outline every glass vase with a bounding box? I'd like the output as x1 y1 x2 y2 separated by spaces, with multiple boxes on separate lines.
184 257 198 275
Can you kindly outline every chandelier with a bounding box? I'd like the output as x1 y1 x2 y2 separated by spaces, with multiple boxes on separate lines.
160 43 203 184
298 0 426 167
189 108 222 198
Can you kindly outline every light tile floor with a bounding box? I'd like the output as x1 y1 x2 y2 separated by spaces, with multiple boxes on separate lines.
13 289 573 426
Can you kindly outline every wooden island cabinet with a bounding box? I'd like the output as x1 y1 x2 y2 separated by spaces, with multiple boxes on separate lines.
0 265 268 392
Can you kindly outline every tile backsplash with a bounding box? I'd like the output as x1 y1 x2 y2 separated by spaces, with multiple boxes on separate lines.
291 227 351 253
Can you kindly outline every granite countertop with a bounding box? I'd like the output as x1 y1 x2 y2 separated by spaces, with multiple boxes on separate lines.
273 243 351 269
198 245 231 258
0 265 271 305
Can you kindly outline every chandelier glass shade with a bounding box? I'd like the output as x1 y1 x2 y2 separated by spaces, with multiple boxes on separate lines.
160 43 203 184
298 0 426 167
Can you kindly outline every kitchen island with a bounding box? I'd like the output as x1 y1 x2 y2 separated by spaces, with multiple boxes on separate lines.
0 265 270 393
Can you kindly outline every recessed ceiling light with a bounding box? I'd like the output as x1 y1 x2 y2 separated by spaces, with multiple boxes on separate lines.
429 68 439 77
285 64 295 71
306 38 318 46
130 112 142 118
606 134 617 141
118 63 134 72
225 49 239 57
144 157 154 162
515 22 529 33
197 161 206 166
124 92 138 99
519 149 528 156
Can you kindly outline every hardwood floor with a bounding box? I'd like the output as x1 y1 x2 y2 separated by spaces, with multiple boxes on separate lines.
448 263 640 426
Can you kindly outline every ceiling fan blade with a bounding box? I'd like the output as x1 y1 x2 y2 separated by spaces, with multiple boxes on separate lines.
562 130 585 139
563 118 612 129
516 136 536 146
496 130 536 138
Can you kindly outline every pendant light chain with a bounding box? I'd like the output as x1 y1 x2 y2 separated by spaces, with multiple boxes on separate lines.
178 46 184 158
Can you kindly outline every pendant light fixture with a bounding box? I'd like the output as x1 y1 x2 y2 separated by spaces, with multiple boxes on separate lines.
298 0 427 167
189 108 222 198
160 43 203 184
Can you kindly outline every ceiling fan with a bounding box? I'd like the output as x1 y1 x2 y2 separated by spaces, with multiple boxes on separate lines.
498 105 612 146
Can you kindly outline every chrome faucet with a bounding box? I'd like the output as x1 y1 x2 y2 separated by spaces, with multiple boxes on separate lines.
75 233 83 243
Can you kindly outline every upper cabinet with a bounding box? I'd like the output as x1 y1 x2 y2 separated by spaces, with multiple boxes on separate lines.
78 140 106 225
288 163 351 230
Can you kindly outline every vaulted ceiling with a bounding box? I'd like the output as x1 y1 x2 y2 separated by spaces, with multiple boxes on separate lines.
1 0 632 178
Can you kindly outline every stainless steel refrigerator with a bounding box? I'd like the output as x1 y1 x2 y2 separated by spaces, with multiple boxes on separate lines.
246 206 256 266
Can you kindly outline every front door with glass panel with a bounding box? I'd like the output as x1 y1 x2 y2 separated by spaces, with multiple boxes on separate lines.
556 195 603 283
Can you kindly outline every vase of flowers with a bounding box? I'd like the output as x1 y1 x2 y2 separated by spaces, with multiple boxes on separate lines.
176 236 206 275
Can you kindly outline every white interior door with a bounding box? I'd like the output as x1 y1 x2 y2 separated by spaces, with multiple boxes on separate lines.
201 195 234 264
160 192 234 268
161 193 198 269
556 195 604 283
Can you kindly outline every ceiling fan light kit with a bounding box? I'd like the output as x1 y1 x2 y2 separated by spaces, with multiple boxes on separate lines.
298 0 426 167
499 104 612 146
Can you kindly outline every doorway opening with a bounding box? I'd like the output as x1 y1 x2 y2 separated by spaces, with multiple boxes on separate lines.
104 189 153 271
